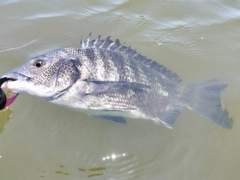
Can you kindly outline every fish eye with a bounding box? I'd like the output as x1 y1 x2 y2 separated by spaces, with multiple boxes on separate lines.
33 60 45 68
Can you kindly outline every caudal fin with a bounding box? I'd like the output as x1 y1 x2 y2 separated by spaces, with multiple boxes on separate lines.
184 79 232 128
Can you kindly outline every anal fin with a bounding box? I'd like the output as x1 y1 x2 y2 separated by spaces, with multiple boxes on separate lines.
151 109 181 128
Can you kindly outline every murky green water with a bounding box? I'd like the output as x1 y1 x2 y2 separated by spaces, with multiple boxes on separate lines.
0 0 240 180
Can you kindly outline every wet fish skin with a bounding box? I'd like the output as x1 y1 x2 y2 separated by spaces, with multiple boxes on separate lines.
1 34 232 128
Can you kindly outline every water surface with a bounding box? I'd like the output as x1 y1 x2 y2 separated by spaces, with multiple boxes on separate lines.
0 0 240 180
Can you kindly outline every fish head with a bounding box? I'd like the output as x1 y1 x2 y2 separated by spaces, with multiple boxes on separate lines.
1 48 81 100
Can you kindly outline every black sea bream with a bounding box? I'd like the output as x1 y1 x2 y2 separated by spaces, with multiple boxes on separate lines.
1 34 232 128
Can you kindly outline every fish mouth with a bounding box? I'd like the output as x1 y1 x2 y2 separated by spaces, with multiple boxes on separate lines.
1 72 31 94
0 77 17 86
3 72 31 82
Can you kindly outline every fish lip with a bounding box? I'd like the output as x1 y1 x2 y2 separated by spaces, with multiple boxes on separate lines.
1 72 31 94
3 72 31 81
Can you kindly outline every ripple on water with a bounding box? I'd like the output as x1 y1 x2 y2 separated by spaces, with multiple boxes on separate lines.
0 0 21 6
23 12 70 20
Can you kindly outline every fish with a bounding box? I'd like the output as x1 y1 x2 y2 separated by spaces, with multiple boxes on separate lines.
1 34 232 128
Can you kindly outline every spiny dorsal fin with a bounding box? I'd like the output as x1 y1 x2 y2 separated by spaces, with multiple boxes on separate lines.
80 34 181 83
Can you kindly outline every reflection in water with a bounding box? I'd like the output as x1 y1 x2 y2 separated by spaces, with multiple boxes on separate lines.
102 153 126 161
88 173 104 178
37 165 107 178
0 108 13 133
77 166 106 178
53 165 106 178
55 170 69 176
89 167 106 171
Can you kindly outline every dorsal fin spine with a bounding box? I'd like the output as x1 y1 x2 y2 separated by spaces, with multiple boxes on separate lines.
80 34 181 83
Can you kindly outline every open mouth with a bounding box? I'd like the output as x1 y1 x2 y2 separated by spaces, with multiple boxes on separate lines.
0 77 18 110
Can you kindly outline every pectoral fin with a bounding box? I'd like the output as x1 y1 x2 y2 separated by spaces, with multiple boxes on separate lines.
84 80 150 95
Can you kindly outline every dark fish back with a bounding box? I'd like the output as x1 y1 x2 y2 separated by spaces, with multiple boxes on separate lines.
80 34 181 84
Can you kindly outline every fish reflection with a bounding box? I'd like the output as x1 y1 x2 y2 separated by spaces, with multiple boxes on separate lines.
0 108 13 133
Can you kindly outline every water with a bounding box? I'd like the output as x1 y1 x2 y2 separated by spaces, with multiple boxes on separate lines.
0 0 240 179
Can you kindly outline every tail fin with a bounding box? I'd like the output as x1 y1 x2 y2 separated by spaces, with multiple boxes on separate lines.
183 79 232 128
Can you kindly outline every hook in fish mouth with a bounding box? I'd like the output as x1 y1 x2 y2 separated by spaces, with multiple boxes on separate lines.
0 77 17 86
0 77 18 110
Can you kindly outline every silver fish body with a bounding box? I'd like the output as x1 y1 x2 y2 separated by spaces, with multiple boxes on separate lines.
1 34 232 128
